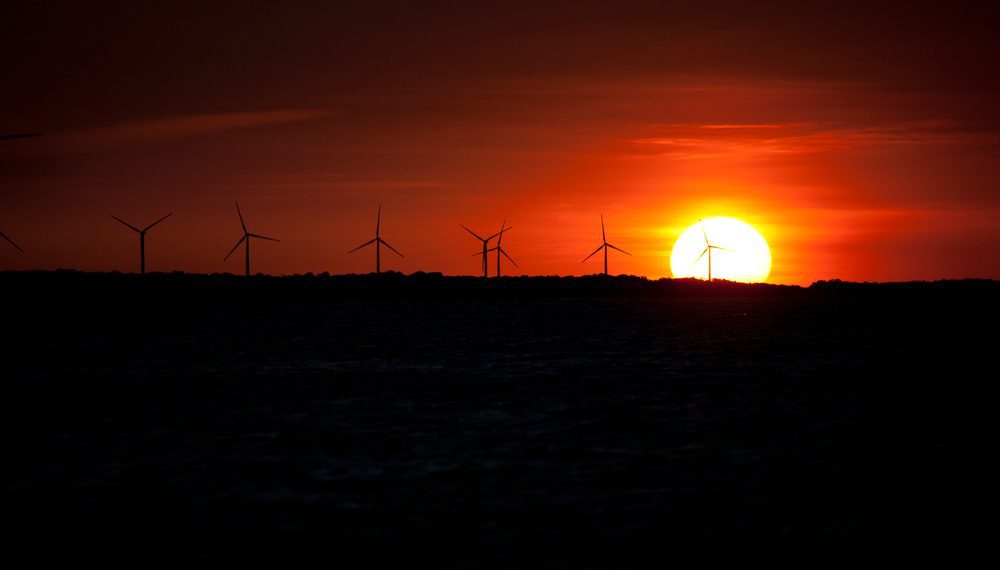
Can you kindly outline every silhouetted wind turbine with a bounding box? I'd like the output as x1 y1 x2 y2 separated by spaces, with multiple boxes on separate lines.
348 205 403 274
476 220 517 277
111 213 172 274
581 214 630 275
461 223 510 278
1 229 24 253
690 219 733 282
224 201 279 276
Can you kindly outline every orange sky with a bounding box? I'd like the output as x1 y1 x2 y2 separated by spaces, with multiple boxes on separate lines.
2 2 998 284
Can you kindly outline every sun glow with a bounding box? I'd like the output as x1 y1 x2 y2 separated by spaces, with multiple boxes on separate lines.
670 217 772 282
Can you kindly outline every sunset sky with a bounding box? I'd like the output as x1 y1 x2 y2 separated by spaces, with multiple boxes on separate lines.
2 1 998 283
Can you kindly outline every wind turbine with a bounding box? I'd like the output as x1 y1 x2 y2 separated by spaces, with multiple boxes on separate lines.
1 229 24 253
460 223 511 278
690 219 733 282
348 205 403 274
110 213 172 274
581 214 631 275
224 201 279 276
476 220 517 277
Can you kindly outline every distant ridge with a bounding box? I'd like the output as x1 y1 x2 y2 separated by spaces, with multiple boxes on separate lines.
1 270 996 300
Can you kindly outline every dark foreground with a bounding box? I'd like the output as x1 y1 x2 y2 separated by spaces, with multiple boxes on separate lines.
5 272 998 565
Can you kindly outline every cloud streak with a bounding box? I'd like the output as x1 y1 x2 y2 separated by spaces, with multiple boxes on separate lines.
38 109 335 154
627 121 998 160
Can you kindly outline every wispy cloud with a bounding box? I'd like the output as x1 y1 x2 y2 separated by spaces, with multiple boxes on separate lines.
627 120 997 160
42 109 335 153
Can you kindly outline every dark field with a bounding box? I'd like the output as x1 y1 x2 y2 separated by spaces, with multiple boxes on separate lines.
5 272 998 564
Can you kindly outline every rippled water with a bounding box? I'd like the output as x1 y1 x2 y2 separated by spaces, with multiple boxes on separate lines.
6 281 996 563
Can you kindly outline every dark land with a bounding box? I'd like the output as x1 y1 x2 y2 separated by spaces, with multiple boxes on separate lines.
5 271 998 565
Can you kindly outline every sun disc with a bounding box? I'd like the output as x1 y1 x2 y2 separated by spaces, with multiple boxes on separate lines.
670 217 771 282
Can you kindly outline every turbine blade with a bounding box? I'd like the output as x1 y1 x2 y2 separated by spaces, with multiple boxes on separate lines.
250 233 280 242
712 246 735 252
143 212 173 232
601 213 606 243
1 133 41 140
0 231 24 253
700 219 709 245
223 235 247 261
581 243 604 262
485 226 512 242
380 238 404 257
689 247 708 270
110 215 141 233
460 224 485 241
606 243 631 256
235 201 247 233
348 238 377 254
500 248 518 267
497 220 507 246
376 205 381 237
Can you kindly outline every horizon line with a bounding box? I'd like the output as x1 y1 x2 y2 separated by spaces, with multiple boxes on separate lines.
1 268 997 288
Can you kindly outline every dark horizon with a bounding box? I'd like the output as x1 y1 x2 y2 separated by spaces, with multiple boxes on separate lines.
8 258 997 563
4 267 998 290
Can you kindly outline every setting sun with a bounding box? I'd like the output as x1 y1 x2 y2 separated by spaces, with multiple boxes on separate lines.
670 217 772 282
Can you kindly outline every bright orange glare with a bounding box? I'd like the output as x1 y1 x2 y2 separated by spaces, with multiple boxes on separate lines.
670 217 772 282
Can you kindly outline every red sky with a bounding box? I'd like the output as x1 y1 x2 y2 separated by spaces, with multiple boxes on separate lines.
2 1 998 283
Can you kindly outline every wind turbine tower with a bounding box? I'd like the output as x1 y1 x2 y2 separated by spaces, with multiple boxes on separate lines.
224 201 279 276
348 205 403 274
581 214 631 275
690 219 733 281
480 220 517 278
111 213 172 274
461 223 510 278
